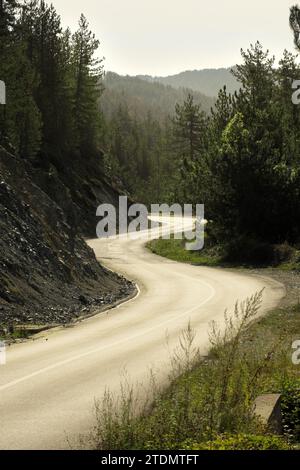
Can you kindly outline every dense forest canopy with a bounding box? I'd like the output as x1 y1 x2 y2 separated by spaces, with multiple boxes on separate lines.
1 1 300 254
0 0 104 165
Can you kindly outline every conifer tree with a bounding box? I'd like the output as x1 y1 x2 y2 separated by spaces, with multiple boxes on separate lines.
72 14 104 155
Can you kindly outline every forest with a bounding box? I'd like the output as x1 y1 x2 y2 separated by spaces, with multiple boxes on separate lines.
1 1 300 261
2 0 300 454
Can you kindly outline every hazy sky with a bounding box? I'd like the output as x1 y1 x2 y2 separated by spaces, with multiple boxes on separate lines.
51 0 297 76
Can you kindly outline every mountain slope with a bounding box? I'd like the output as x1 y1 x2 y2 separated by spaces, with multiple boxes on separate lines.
101 72 216 120
138 68 240 97
0 147 134 328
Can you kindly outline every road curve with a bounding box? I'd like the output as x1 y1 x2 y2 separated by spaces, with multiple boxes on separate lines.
0 217 285 449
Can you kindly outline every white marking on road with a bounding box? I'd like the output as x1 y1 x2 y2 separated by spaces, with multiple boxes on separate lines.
0 277 215 392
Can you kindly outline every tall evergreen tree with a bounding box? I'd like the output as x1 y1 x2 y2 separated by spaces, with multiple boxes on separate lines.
72 14 104 156
0 0 41 158
20 0 75 163
205 43 300 245
290 5 300 50
172 94 207 203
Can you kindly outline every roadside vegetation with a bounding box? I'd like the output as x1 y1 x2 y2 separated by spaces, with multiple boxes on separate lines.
0 325 29 341
148 234 300 270
87 293 300 450
0 324 51 342
148 235 222 267
2 1 300 322
1 1 300 452
143 231 300 450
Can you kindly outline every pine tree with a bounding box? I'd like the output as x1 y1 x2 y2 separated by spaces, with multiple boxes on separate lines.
290 5 300 50
172 94 207 203
72 14 104 156
20 1 75 164
206 43 300 245
0 0 42 158
0 0 18 36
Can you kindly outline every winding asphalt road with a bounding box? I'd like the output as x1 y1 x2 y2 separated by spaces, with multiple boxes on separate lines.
0 216 285 449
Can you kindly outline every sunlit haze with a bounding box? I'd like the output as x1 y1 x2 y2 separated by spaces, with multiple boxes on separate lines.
50 0 296 76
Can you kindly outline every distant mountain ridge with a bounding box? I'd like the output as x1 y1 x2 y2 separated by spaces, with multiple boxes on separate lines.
137 67 240 98
102 72 216 121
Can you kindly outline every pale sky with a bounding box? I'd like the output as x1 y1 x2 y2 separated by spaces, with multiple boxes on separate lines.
51 0 297 76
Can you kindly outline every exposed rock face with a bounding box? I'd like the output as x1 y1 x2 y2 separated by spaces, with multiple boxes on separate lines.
0 147 134 326
27 148 132 238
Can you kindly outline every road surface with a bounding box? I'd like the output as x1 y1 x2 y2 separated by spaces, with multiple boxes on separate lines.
0 217 285 449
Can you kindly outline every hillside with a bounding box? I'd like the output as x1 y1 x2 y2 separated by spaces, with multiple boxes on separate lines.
101 72 216 120
138 67 240 97
29 148 130 238
0 147 134 328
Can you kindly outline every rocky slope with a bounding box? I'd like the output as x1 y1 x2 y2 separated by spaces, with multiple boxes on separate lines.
0 147 134 328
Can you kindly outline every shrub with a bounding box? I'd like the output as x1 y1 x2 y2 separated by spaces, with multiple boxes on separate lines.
273 243 294 266
224 236 275 266
224 237 297 267
88 292 286 450
181 434 291 450
281 379 300 442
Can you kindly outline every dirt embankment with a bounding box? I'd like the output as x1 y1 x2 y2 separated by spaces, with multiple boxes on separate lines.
0 147 134 328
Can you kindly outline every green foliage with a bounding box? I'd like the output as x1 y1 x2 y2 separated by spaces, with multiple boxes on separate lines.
138 68 239 98
137 39 300 251
290 5 300 50
147 235 222 266
102 72 215 120
193 42 300 248
224 236 275 266
0 0 42 158
281 379 300 442
172 94 208 204
0 1 104 166
2 2 300 253
89 294 292 450
148 233 298 269
102 84 213 206
72 14 104 155
88 288 300 451
103 103 175 205
181 434 291 450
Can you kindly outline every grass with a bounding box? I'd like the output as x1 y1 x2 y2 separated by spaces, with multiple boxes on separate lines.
240 303 300 390
85 235 300 450
0 326 28 341
147 236 223 267
87 292 300 450
147 234 300 270
0 324 51 341
278 262 300 271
